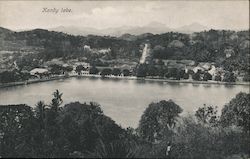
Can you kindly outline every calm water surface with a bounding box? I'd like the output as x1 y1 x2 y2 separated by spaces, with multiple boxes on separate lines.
0 77 249 128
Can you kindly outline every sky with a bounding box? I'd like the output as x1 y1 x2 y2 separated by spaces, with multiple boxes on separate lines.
0 0 249 30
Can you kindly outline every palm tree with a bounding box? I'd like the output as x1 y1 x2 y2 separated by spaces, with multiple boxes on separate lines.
89 139 139 158
35 101 46 129
51 90 63 112
53 90 63 103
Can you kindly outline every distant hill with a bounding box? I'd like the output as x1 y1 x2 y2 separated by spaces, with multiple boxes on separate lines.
118 34 137 41
48 22 208 36
0 27 13 34
49 24 170 37
176 22 209 33
49 26 102 36
0 27 13 38
0 26 249 73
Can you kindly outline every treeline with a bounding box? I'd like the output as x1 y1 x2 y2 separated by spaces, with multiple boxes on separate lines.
135 64 249 82
1 28 140 60
1 28 249 72
0 69 30 83
0 91 249 158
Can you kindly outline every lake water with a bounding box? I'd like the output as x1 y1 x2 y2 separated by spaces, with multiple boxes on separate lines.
0 77 249 128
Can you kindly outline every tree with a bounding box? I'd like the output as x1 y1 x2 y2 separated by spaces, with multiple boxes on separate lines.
63 66 73 73
156 59 164 66
136 64 147 78
100 68 112 77
220 92 250 132
75 65 85 75
138 100 183 143
147 66 158 77
157 67 166 77
34 101 46 129
0 71 18 83
90 140 139 158
166 68 178 79
203 72 212 81
110 49 117 59
44 90 64 153
112 68 121 76
152 45 166 59
89 66 99 75
195 104 219 126
58 102 125 156
50 64 63 75
0 105 36 157
183 72 189 79
20 71 30 81
223 71 236 82
243 73 250 82
214 74 222 81
170 115 249 159
122 69 130 76
192 70 201 81
176 69 185 80
51 89 63 112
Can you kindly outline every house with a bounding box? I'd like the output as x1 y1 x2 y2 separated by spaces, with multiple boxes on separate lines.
62 64 69 68
98 48 111 54
198 62 212 70
45 58 64 66
178 60 195 66
193 66 204 73
208 65 216 76
84 45 91 51
185 66 195 73
74 62 90 68
30 68 49 76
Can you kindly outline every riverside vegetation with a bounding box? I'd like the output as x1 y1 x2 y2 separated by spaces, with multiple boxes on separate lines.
0 90 249 158
0 28 249 84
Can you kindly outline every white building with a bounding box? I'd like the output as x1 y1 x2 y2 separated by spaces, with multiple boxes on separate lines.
193 66 204 73
208 65 216 76
84 45 91 51
30 68 49 75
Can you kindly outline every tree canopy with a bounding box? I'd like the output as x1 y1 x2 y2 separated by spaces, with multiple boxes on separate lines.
138 100 183 143
220 92 250 132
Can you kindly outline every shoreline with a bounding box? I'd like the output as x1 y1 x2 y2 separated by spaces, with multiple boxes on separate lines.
0 74 249 88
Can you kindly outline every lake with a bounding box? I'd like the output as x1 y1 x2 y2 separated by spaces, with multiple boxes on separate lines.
0 77 249 128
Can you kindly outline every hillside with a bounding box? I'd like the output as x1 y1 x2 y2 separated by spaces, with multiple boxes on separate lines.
0 27 249 72
48 22 208 36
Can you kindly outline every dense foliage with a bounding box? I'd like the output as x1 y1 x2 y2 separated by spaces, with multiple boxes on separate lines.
1 28 249 73
0 90 127 157
220 92 250 132
138 100 183 143
0 91 249 158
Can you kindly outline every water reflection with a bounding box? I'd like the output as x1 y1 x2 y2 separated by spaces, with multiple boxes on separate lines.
224 84 236 89
203 84 212 88
135 79 146 84
192 83 200 87
168 82 181 87
0 77 248 128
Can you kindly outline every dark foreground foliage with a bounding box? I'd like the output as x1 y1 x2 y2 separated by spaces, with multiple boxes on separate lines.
0 90 249 158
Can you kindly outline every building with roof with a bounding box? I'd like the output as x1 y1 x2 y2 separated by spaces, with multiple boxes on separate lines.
30 68 49 75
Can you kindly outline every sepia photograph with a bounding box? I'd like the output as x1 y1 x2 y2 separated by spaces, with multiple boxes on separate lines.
0 0 249 158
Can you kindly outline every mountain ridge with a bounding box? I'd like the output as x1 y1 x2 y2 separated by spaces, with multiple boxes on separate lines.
47 22 208 36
